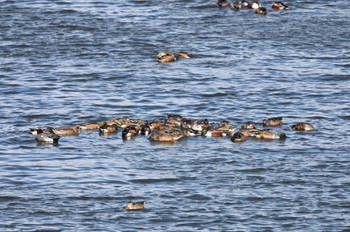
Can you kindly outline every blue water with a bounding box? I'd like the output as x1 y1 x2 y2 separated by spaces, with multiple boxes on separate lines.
1 0 350 231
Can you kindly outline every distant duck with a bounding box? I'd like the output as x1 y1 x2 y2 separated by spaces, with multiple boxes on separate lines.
183 118 210 132
99 123 118 135
247 0 261 9
182 128 200 137
217 0 230 7
255 7 267 14
78 122 103 130
48 125 81 136
124 201 145 211
149 131 183 142
157 51 177 63
262 117 283 126
239 128 268 137
34 128 60 144
140 125 152 136
231 132 247 142
241 122 257 129
290 122 315 131
254 130 286 140
230 1 242 10
175 52 191 59
122 126 139 140
202 128 228 137
271 1 288 10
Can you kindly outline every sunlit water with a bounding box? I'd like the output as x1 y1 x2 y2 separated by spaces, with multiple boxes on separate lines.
1 0 350 231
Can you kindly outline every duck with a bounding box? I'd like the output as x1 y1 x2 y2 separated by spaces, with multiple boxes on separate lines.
247 0 261 9
175 52 191 59
113 117 132 128
254 130 286 140
202 129 228 137
271 1 288 10
262 117 283 126
140 125 152 136
124 201 145 211
255 7 267 14
157 51 177 63
217 0 230 7
182 128 200 137
78 122 103 130
230 1 242 10
216 120 236 136
122 126 139 140
241 121 257 129
231 132 247 142
290 122 315 131
99 123 118 135
149 130 183 142
49 125 81 136
183 118 210 132
202 120 236 137
34 128 60 144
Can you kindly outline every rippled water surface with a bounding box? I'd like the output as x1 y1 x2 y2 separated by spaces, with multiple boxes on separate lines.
1 0 350 231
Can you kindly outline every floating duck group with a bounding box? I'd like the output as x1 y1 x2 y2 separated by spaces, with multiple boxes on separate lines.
217 0 288 14
29 115 315 145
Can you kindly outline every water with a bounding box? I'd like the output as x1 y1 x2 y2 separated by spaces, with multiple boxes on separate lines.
1 0 350 231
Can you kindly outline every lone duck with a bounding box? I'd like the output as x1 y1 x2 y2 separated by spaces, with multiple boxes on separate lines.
262 117 283 126
124 201 145 211
291 122 315 131
271 1 288 10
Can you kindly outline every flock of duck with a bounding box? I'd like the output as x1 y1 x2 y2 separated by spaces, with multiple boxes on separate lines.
30 1 292 211
29 115 315 145
217 0 289 14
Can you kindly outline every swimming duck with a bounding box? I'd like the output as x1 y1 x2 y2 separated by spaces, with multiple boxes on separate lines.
230 1 242 10
49 125 81 136
255 7 267 14
140 125 152 136
122 126 139 140
254 130 286 140
157 51 177 63
202 128 228 137
149 130 183 142
202 120 236 137
34 128 61 144
241 122 257 129
271 1 288 10
262 117 283 126
290 122 315 131
78 122 103 130
217 0 230 7
182 118 210 132
175 52 191 59
124 201 145 211
247 0 261 9
99 123 118 135
231 132 247 142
